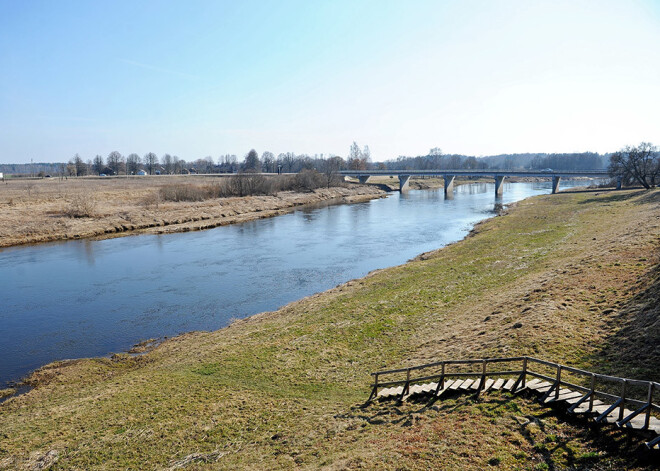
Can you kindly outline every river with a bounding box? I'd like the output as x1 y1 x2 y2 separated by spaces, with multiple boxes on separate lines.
0 180 599 387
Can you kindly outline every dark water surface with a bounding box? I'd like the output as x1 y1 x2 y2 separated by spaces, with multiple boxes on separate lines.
0 181 598 386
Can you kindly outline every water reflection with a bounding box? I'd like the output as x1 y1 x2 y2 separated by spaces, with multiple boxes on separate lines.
0 180 601 386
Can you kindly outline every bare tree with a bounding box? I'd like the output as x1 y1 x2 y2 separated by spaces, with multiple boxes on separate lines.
447 155 462 169
92 155 104 175
126 153 140 175
202 156 215 173
162 154 174 174
70 153 87 176
278 152 295 173
609 142 659 189
143 152 158 175
322 156 344 188
242 149 261 172
261 151 275 173
107 151 124 175
173 156 185 174
348 141 367 170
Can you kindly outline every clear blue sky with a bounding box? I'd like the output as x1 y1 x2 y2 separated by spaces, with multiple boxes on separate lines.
1 0 659 163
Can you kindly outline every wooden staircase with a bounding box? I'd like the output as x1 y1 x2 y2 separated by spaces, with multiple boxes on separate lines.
369 357 660 450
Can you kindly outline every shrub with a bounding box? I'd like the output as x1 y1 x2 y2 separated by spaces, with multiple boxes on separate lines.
157 171 338 202
64 194 97 218
159 184 207 202
293 169 325 192
141 191 161 209
227 173 273 197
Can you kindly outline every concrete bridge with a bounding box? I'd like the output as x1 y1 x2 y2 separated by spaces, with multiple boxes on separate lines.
340 169 611 196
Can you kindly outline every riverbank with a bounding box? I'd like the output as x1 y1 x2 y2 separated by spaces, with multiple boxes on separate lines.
0 189 658 470
0 176 386 248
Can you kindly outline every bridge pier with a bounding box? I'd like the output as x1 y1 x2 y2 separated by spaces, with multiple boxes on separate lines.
443 175 455 197
495 175 505 197
552 176 561 194
398 175 411 191
358 175 370 184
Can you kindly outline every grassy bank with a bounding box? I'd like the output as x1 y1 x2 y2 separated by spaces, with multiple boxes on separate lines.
0 176 385 248
0 189 658 470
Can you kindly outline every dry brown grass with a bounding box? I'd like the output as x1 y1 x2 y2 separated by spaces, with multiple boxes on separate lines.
0 176 384 248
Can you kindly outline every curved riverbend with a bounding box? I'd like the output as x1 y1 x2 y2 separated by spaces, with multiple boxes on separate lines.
0 180 599 386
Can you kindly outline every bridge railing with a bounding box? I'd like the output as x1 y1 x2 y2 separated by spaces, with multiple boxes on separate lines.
368 356 659 430
341 169 610 176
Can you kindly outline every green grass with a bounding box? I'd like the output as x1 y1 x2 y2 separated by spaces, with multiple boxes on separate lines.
0 189 658 470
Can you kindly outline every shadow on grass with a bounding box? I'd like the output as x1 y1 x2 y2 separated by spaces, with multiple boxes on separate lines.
576 189 650 205
557 187 617 195
587 263 660 382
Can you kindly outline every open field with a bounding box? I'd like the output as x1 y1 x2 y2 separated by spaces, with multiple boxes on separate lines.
0 188 658 470
0 176 385 248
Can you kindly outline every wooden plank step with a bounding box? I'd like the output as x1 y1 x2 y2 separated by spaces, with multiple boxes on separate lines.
619 417 660 434
378 386 404 398
533 383 554 394
503 379 516 391
542 389 582 404
377 387 393 398
436 379 455 395
450 379 465 390
572 399 606 414
470 379 483 390
403 383 438 401
599 409 634 424
564 393 589 405
491 378 505 390
460 379 474 390
421 382 438 394
523 378 541 389
527 381 552 392
482 378 495 392
588 404 614 416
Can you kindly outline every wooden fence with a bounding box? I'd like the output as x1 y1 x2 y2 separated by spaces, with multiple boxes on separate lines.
369 356 660 437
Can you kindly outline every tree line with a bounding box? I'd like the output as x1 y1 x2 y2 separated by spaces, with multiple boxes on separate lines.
5 142 656 185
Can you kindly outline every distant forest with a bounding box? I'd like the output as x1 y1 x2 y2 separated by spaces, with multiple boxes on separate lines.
383 151 607 171
1 147 609 176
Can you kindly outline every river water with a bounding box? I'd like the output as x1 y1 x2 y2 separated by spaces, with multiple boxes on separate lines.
0 180 598 386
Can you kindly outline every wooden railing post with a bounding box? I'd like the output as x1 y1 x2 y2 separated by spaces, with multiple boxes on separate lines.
554 366 562 401
434 362 446 396
399 368 411 402
521 357 528 389
619 380 628 421
477 359 487 397
589 374 595 412
406 368 411 393
368 373 379 402
645 382 654 430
